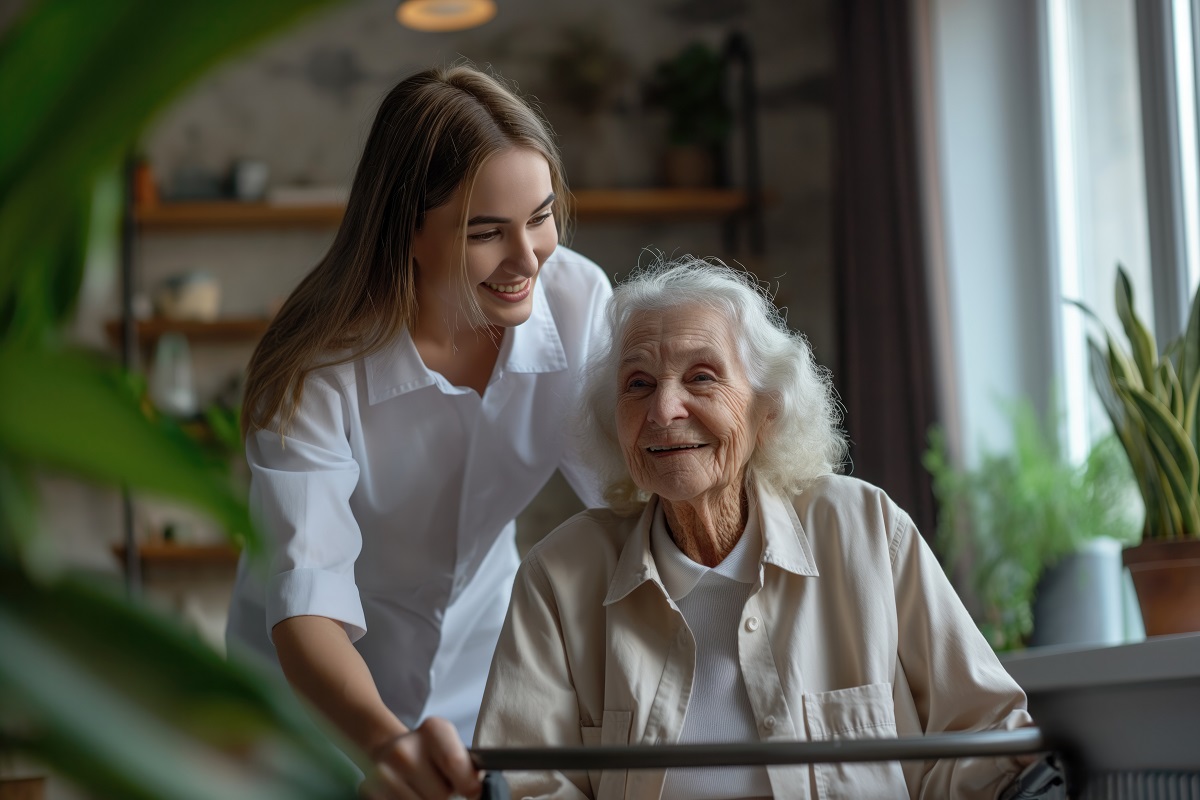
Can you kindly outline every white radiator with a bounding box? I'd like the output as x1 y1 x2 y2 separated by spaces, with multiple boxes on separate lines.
1080 772 1200 799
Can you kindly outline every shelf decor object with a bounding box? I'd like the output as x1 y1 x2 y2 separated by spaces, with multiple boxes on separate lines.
113 186 766 350
645 41 733 189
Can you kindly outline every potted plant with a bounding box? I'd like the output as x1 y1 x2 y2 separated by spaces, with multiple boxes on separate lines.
1073 266 1200 636
539 22 632 188
644 41 733 188
924 401 1138 651
543 23 630 119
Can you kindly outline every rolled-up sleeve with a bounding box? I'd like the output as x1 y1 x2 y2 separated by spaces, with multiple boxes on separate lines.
248 369 366 642
889 507 1033 798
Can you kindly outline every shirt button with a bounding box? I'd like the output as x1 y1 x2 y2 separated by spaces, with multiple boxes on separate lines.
745 616 760 632
764 715 777 730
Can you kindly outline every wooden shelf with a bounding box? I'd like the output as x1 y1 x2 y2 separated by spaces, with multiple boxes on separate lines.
112 541 241 567
105 317 271 347
133 189 758 230
135 201 344 229
573 188 755 219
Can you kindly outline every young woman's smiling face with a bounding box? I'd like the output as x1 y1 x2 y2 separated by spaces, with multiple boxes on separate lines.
412 147 558 332
615 304 768 505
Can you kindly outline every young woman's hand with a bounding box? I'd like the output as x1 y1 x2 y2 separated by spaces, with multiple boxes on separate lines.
272 617 479 798
360 717 483 800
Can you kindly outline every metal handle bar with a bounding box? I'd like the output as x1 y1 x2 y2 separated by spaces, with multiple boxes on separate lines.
472 727 1047 772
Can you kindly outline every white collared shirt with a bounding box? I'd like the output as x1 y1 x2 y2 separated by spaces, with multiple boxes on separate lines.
225 246 612 743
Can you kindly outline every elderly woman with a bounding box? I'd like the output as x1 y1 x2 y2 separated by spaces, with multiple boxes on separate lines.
474 257 1033 799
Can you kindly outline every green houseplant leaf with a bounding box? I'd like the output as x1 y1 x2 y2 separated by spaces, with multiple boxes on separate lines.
1182 284 1200 454
645 41 733 147
0 0 364 796
1113 268 1158 392
0 0 346 534
1084 339 1165 536
0 346 255 552
0 564 360 800
1158 359 1184 420
0 0 337 339
1074 265 1200 541
1122 382 1200 536
924 400 1137 651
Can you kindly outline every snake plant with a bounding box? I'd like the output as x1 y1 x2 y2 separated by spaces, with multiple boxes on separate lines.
1074 266 1200 542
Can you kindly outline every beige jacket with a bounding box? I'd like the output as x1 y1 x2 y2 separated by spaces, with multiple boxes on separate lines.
475 475 1032 799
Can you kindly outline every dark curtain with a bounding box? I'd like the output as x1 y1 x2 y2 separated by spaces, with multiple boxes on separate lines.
832 0 939 540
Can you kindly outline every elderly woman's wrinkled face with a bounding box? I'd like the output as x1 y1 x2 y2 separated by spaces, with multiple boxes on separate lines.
616 304 767 505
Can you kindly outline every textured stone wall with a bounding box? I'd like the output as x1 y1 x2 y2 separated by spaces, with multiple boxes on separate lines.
52 0 834 656
135 0 836 356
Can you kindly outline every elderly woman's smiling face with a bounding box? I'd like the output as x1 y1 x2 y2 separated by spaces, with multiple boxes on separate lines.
616 303 768 505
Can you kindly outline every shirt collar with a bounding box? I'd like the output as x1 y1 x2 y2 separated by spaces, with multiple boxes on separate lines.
651 501 762 601
364 276 567 406
604 480 819 607
756 482 820 578
604 500 662 606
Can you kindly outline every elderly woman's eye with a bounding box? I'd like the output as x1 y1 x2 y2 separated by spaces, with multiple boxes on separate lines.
691 372 715 382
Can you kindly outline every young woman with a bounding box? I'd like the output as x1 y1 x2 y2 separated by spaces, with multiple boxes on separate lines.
225 65 612 799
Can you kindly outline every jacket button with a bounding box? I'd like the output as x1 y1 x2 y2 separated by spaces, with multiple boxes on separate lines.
764 715 777 730
745 616 760 632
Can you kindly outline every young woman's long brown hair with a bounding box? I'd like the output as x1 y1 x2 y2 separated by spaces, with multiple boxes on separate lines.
241 64 573 438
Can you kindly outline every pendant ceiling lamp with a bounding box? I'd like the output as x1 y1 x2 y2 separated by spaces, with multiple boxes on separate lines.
396 0 497 32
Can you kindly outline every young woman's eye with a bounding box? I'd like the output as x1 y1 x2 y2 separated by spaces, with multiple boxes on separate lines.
468 229 500 242
529 211 553 227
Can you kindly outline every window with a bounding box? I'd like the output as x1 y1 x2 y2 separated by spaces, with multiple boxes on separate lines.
1174 0 1200 292
1045 0 1200 463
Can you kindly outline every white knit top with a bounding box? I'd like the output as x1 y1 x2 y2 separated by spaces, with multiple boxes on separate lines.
650 502 773 800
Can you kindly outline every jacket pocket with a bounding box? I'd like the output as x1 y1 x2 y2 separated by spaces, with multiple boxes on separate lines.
803 682 907 800
579 710 631 800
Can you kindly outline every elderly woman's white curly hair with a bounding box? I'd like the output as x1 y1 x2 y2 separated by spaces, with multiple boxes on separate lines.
577 255 849 515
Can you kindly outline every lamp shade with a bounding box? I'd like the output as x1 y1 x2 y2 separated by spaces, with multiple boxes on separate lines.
396 0 496 32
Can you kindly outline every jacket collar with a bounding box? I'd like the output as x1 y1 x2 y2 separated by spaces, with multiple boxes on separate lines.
364 278 567 406
603 479 820 606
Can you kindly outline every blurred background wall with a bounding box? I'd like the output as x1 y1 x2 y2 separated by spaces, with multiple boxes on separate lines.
40 0 837 647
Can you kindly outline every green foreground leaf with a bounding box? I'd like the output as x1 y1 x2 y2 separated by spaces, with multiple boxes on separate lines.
0 0 365 796
0 346 255 549
0 565 360 799
0 0 341 335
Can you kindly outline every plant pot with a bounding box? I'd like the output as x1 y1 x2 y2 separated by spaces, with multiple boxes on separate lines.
1122 538 1200 636
1030 538 1126 648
